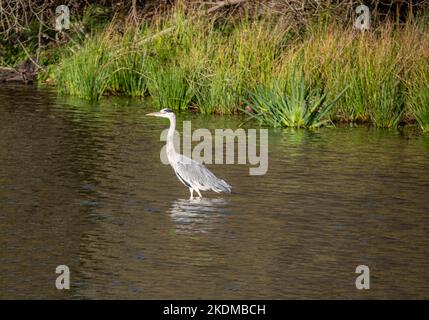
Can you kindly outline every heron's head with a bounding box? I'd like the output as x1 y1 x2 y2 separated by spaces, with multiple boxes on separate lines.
146 108 175 119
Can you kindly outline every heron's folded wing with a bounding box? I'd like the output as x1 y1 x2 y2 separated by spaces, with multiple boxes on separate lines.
175 157 231 192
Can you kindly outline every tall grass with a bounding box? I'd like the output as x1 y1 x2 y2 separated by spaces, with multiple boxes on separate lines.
406 29 429 132
281 25 406 127
147 62 194 110
109 29 149 97
53 34 112 100
48 6 429 131
406 35 429 132
144 10 209 111
351 31 404 128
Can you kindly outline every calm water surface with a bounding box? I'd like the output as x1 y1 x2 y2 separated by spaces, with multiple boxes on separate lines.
0 85 428 299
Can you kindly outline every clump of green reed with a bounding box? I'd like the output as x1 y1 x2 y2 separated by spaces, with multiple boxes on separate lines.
195 46 243 115
291 24 406 127
406 51 429 132
195 16 291 114
300 27 367 122
147 61 194 111
244 70 348 129
52 32 113 100
109 28 149 97
144 9 203 111
354 31 404 128
54 45 111 100
195 69 242 115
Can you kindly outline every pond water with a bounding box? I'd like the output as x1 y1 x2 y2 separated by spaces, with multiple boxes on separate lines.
0 84 428 299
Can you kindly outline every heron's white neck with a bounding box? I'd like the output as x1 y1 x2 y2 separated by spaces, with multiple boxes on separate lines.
166 114 177 160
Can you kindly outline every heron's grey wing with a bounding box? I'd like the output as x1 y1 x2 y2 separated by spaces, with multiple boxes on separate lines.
174 156 231 193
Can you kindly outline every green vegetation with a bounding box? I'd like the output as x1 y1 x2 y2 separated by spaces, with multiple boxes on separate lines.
406 38 429 133
7 4 427 131
52 36 112 100
244 71 348 129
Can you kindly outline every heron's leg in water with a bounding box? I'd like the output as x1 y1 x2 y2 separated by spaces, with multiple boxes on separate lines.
189 188 194 200
196 189 202 198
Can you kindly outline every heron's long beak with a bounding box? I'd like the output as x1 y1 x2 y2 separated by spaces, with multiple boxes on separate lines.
146 112 161 117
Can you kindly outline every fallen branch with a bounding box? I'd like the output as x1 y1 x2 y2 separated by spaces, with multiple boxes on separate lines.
17 39 45 71
0 67 20 82
206 0 247 14
138 26 176 45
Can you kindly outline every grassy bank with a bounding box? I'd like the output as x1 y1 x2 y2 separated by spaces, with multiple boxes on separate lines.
47 6 429 131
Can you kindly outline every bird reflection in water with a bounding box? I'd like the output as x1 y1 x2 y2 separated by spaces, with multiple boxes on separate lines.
169 198 229 234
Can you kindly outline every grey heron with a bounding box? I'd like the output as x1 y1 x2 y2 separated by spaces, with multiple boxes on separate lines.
147 108 232 199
